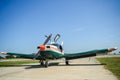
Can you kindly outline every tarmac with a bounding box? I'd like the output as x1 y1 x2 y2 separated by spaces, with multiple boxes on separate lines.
0 57 118 80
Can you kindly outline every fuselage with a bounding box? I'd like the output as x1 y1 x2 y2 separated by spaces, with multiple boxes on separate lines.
39 43 64 59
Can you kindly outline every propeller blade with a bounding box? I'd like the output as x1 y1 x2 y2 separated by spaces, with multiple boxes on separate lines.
34 50 40 59
54 34 60 43
43 34 52 45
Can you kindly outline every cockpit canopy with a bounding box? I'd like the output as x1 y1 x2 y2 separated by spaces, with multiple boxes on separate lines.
50 43 63 52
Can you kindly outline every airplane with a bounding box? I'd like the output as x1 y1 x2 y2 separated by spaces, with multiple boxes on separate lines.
1 34 117 68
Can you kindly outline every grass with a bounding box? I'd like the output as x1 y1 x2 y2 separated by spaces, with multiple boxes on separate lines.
0 59 39 67
97 57 120 80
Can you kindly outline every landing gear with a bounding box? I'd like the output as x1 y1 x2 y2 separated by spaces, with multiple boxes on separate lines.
65 60 69 65
45 60 48 68
40 60 44 66
39 59 49 68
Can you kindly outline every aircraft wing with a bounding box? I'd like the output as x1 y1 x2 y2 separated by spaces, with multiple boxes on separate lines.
1 52 42 60
64 48 117 60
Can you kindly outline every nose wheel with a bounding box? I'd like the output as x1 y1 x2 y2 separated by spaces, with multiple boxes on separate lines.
40 60 44 66
45 60 48 68
40 59 49 68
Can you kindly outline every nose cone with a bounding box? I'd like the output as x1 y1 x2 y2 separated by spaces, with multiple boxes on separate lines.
40 45 46 51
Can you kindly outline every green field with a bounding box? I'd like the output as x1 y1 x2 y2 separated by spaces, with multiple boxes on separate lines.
0 59 39 67
97 57 120 80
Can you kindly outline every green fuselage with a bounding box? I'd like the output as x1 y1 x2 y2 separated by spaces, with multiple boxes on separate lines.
40 50 64 59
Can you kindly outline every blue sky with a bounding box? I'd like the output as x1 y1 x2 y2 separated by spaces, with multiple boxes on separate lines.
0 0 120 54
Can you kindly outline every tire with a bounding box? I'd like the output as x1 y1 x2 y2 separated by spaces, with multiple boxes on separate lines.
65 60 69 65
41 61 44 66
45 60 48 68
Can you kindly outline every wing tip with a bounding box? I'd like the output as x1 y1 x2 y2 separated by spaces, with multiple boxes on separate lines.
1 52 7 55
108 47 118 52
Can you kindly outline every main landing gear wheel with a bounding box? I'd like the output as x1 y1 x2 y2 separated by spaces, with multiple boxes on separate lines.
65 60 69 65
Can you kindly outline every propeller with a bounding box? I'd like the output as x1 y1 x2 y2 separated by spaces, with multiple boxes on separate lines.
54 34 60 43
43 34 52 45
34 34 52 59
34 50 40 59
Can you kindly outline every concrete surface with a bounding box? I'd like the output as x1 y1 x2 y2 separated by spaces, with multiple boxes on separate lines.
0 57 118 80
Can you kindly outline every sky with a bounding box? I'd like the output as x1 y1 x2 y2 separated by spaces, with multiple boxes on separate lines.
0 0 120 54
